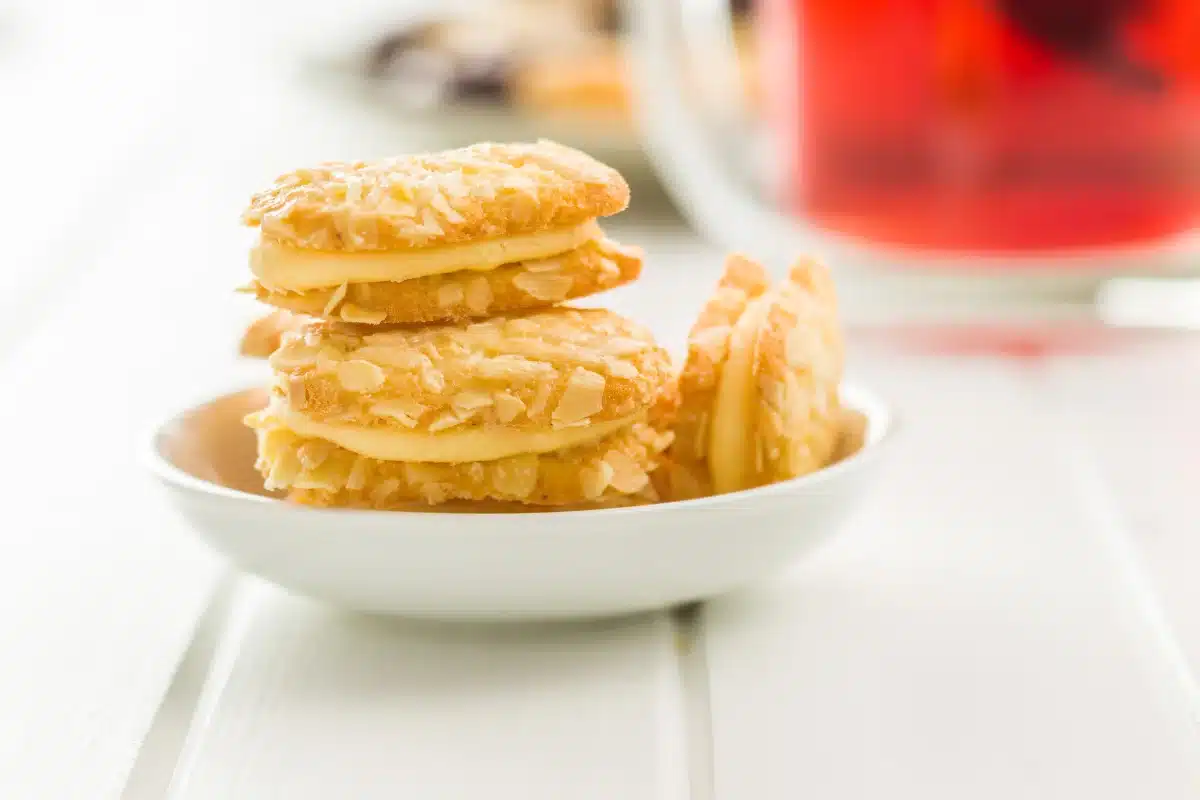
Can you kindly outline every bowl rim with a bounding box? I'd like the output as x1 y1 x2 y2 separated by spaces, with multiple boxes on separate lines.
141 381 896 522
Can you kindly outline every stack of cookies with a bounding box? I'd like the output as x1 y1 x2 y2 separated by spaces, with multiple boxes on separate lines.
241 141 677 509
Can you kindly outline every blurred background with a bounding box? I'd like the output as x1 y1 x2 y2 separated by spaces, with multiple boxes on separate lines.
2 0 1199 350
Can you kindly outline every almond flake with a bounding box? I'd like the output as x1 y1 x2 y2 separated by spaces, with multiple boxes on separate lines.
492 392 526 423
336 359 386 392
437 283 465 308
465 277 493 314
522 257 563 273
322 283 348 316
296 440 333 469
346 457 369 491
605 359 639 380
604 450 649 494
428 411 466 432
451 391 494 413
552 367 606 425
421 368 446 393
528 381 553 417
370 400 426 428
512 272 574 302
340 304 388 324
371 478 401 505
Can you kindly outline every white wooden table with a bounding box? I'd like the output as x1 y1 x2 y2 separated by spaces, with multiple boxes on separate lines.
3 4 1200 797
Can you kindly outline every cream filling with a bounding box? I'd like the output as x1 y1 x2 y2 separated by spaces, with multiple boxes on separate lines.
708 296 770 494
251 220 601 292
280 408 638 464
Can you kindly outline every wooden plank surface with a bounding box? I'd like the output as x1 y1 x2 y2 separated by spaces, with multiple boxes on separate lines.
703 350 1200 799
1045 339 1200 676
171 581 687 800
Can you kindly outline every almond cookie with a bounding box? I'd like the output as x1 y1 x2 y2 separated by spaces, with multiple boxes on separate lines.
239 310 308 358
268 307 672 447
248 237 642 325
248 404 672 508
665 254 844 499
243 141 635 323
248 306 677 507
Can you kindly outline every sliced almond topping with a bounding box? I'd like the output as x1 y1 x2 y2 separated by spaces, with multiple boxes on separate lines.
522 257 563 274
528 381 553 418
336 359 387 392
604 450 649 494
464 276 493 314
437 283 465 308
580 460 615 500
296 439 333 469
512 272 574 302
371 478 401 505
322 283 348 316
553 367 606 425
269 343 321 370
315 346 343 372
428 410 467 432
451 391 494 413
265 447 301 489
286 376 308 408
346 457 369 491
492 392 526 423
475 356 554 381
421 367 446 393
340 303 388 324
605 359 639 380
491 455 539 498
370 400 426 428
505 318 539 334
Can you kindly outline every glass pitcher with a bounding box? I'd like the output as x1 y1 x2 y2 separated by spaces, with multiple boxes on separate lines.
622 0 1200 312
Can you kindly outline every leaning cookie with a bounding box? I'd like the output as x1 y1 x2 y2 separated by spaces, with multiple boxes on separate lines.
239 310 308 358
249 237 642 325
665 254 844 499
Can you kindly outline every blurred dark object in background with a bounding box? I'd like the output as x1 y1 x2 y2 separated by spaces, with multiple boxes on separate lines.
357 0 756 123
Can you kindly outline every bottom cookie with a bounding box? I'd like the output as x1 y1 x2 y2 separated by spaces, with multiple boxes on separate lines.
249 416 673 508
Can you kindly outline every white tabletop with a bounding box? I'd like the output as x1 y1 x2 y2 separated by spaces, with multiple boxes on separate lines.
3 3 1200 797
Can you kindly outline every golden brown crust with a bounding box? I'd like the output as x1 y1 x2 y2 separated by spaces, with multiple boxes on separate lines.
251 238 642 324
243 141 630 252
239 310 310 358
670 254 771 468
269 307 673 435
753 258 844 483
252 420 672 507
666 254 844 496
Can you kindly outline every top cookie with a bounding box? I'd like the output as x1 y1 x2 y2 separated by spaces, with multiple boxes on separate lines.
243 140 630 252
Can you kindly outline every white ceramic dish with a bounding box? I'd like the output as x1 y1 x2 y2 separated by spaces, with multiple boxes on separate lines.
144 384 893 620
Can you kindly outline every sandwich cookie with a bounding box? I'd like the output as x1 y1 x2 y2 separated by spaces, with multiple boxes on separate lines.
663 255 844 499
243 140 639 324
246 307 677 507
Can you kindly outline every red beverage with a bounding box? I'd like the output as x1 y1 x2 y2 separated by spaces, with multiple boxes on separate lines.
761 0 1200 254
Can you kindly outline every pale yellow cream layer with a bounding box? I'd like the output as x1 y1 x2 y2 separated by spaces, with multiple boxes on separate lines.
708 296 769 495
280 408 639 463
251 220 601 291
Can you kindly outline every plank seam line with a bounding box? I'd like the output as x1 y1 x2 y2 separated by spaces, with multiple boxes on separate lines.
671 603 716 800
1049 401 1200 767
120 572 240 800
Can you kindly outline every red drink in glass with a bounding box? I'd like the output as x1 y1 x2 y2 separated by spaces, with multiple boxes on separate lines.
761 0 1200 255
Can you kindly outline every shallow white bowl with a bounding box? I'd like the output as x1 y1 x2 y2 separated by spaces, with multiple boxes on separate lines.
144 384 893 620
